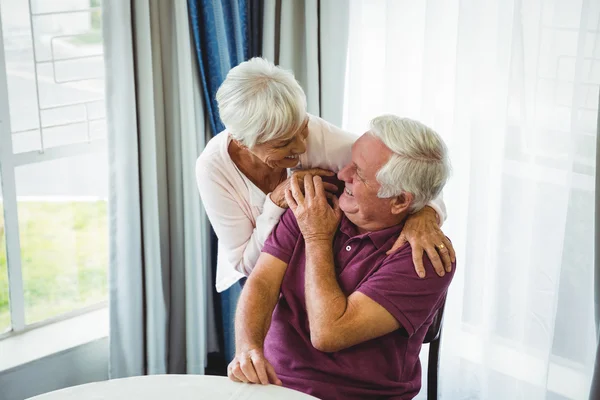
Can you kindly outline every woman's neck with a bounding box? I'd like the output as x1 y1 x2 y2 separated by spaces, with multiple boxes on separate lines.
228 139 285 193
229 139 277 172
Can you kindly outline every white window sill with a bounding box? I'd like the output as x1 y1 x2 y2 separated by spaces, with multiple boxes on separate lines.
0 307 108 373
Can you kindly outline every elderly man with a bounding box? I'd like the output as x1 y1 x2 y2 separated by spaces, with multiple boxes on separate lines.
227 115 455 399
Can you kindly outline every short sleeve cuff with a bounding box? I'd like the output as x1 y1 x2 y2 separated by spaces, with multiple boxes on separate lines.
261 245 293 265
426 201 444 227
263 193 287 220
356 287 416 337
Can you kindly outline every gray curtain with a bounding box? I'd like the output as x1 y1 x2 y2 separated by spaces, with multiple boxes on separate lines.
262 0 350 126
104 0 218 377
591 90 600 399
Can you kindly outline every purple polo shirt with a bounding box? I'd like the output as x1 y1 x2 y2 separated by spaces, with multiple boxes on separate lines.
261 209 455 400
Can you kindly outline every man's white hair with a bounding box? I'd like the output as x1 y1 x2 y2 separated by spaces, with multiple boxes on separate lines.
369 115 450 213
216 57 307 148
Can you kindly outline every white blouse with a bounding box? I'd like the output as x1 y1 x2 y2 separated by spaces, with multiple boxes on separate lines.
195 115 447 292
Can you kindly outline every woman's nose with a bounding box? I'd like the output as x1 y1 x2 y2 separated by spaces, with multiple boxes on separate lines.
291 135 307 155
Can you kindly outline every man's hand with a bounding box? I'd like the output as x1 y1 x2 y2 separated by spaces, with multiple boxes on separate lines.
231 254 287 386
227 348 282 386
386 206 455 278
285 174 342 243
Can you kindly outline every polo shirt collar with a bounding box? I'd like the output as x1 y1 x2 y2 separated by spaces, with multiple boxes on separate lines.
339 215 406 249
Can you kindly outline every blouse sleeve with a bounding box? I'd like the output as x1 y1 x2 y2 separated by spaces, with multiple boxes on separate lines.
195 156 285 282
298 115 357 173
426 192 447 226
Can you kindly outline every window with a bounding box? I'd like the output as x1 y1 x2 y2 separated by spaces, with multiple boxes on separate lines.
0 176 8 333
0 0 108 336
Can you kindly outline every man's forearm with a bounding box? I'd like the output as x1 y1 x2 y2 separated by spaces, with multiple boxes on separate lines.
235 276 279 352
304 239 348 343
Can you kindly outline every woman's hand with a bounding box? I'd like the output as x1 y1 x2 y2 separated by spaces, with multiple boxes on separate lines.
387 206 455 278
270 168 337 208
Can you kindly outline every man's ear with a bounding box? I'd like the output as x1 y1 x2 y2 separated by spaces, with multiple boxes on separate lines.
390 192 413 215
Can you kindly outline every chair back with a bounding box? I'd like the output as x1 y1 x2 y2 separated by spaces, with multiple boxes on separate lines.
423 299 446 343
423 300 446 343
424 299 447 400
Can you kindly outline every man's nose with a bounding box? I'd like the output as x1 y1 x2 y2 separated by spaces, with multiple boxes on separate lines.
338 164 351 182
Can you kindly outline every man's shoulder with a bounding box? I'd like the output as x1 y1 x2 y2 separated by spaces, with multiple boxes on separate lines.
263 209 303 263
268 209 302 244
281 208 300 227
282 208 296 218
380 240 456 281
378 244 416 273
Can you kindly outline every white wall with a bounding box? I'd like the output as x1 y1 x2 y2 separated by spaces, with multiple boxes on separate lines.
0 338 108 400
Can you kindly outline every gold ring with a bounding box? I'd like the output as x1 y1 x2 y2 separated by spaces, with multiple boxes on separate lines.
438 243 446 250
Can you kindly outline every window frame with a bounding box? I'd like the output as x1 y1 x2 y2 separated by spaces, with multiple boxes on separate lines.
0 4 108 338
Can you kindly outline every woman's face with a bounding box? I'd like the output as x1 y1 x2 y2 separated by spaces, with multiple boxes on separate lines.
250 117 310 169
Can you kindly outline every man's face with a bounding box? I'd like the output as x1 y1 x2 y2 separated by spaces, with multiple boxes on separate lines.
337 133 401 232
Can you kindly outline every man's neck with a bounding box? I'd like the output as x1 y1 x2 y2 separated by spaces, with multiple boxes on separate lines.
353 213 408 235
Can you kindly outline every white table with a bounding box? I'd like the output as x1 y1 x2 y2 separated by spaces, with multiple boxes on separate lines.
27 375 320 400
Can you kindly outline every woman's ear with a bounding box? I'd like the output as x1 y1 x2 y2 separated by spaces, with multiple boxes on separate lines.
390 192 413 215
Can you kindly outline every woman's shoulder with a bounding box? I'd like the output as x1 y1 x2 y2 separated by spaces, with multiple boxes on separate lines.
196 131 233 183
197 131 232 166
307 115 358 145
198 130 227 158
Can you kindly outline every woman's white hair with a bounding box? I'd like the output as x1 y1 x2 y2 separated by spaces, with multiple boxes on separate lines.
216 57 307 148
369 115 451 213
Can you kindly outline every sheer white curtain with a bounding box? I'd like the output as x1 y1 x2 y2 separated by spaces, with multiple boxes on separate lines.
343 1 598 399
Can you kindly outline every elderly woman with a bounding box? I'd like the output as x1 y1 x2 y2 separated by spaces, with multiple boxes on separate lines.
196 58 454 293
